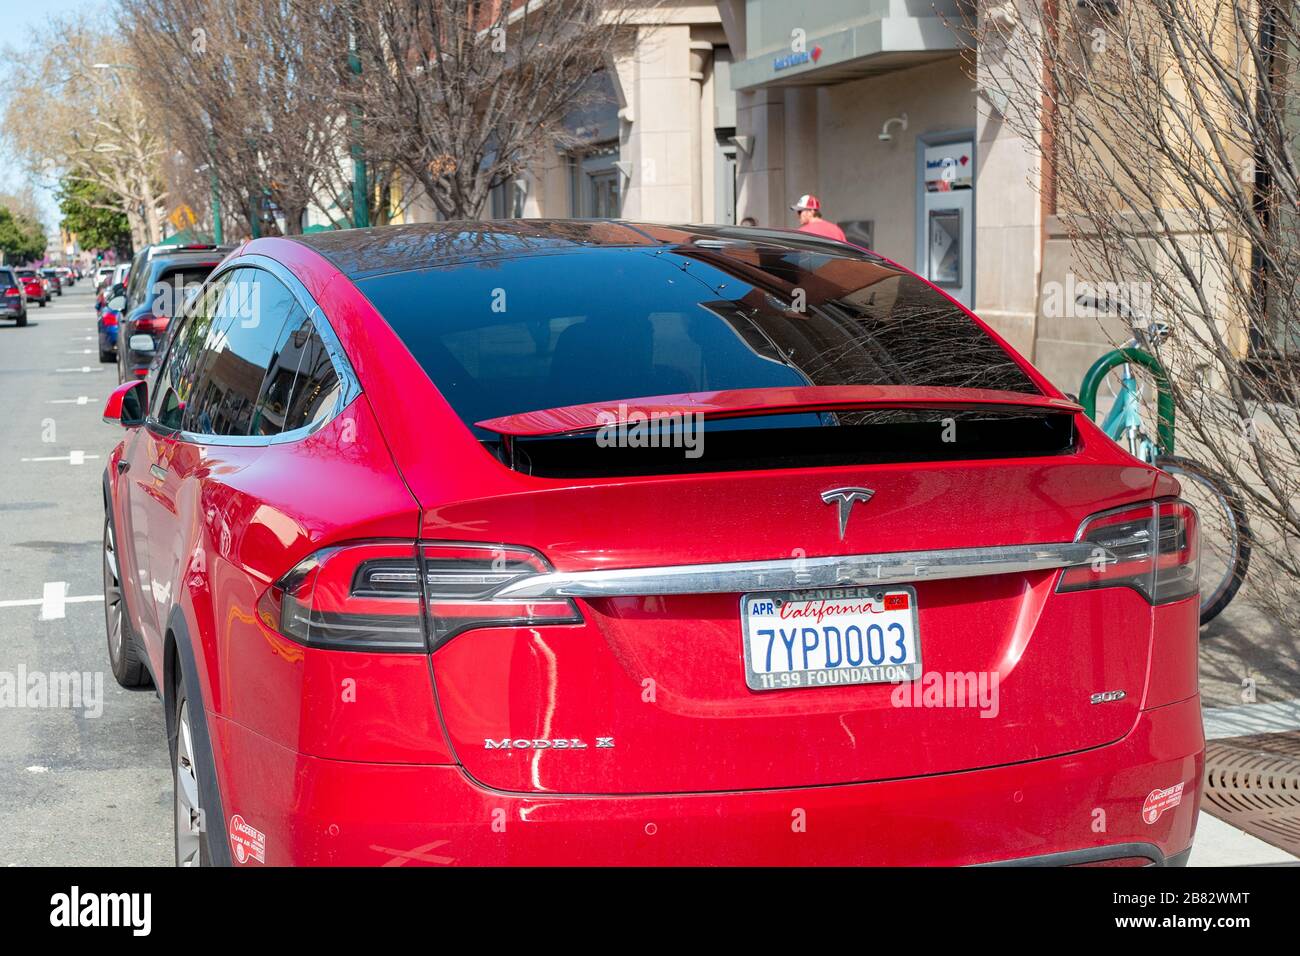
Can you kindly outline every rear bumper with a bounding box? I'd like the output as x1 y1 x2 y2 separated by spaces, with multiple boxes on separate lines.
210 693 1203 866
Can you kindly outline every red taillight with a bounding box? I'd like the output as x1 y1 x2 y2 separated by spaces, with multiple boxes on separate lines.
102 311 118 327
3 287 17 295
135 316 169 333
1058 499 1199 604
257 542 426 652
256 541 580 653
419 542 581 647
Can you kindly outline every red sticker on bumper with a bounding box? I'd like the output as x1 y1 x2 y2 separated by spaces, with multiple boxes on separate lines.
229 814 266 864
1141 783 1185 824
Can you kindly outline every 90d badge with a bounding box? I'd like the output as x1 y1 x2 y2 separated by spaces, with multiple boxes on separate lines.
484 737 614 750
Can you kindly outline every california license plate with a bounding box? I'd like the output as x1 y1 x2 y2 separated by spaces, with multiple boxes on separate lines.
740 587 922 691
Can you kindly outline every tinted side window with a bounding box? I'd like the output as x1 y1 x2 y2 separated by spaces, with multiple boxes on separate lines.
249 303 308 436
150 272 233 431
0 270 16 288
124 251 150 308
283 321 342 430
252 316 341 435
184 269 295 436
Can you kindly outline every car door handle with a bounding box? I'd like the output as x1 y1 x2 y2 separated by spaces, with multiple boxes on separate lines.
150 464 169 481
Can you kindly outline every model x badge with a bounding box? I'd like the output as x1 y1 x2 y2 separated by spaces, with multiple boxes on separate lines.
821 487 874 540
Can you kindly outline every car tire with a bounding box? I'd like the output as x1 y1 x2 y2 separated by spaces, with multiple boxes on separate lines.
99 347 115 363
104 511 150 688
172 671 213 866
37 299 44 308
16 312 26 327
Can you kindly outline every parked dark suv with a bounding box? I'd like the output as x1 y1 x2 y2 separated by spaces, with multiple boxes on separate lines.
116 244 234 382
0 267 27 326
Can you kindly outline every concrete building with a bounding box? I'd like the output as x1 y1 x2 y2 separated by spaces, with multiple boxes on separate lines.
717 0 1041 365
483 1 1047 370
518 1 740 226
398 1 1100 387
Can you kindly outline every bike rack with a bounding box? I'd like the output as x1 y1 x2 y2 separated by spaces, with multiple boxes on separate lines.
1079 347 1176 455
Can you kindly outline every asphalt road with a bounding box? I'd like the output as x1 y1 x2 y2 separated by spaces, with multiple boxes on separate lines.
0 282 170 866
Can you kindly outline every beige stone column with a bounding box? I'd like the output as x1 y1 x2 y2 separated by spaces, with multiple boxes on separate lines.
782 86 819 229
735 87 786 229
619 24 696 222
689 40 713 222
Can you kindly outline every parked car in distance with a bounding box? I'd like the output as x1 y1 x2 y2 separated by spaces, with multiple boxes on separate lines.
56 265 75 286
97 263 131 314
101 221 1202 867
98 283 126 363
40 268 62 296
15 269 47 306
115 245 232 381
0 267 28 326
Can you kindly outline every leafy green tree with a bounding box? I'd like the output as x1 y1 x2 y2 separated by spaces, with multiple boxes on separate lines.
57 176 133 256
0 206 47 264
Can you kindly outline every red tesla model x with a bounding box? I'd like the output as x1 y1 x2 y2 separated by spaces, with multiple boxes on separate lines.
101 221 1203 866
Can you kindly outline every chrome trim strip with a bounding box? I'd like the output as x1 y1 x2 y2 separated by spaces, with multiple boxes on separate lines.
493 542 1101 599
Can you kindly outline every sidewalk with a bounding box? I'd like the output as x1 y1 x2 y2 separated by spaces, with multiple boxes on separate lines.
1188 812 1298 866
1194 682 1300 865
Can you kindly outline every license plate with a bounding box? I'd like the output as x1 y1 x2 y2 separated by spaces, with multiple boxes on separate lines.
740 587 922 691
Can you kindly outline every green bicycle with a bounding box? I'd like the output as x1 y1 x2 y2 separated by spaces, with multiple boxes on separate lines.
1076 296 1251 626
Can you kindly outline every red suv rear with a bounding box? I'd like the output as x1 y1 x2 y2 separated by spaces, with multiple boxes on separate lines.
101 221 1203 866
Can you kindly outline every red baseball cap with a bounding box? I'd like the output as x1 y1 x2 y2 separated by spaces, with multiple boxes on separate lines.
790 194 822 212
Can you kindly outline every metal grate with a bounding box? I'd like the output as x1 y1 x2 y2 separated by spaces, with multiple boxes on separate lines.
1203 730 1300 857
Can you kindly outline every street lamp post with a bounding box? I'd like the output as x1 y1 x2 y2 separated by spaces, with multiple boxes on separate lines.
200 114 223 244
348 25 370 229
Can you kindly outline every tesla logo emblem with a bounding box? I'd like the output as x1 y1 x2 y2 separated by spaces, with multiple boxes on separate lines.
821 487 874 540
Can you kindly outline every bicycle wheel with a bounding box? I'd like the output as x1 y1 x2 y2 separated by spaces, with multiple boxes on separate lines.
1155 455 1251 626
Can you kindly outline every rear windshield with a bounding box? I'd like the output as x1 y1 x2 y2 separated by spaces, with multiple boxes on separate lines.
144 264 217 315
357 247 1039 440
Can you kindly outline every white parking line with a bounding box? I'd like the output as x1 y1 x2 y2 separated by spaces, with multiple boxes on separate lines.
0 594 102 610
48 397 91 405
40 582 67 620
19 452 99 465
55 367 101 373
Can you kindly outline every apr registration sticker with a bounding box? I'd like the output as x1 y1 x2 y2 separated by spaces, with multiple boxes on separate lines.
1141 783 1185 824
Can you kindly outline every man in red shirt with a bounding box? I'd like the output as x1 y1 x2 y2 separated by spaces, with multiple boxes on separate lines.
791 194 847 242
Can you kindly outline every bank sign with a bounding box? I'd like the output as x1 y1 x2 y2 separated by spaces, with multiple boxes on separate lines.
774 45 823 71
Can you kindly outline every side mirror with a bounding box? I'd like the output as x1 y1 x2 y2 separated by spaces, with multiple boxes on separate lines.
107 294 127 312
103 379 148 428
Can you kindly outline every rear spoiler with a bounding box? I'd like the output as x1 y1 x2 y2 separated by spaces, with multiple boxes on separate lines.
475 385 1082 438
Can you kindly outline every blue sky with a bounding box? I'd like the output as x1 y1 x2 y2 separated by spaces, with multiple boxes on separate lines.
0 0 110 231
